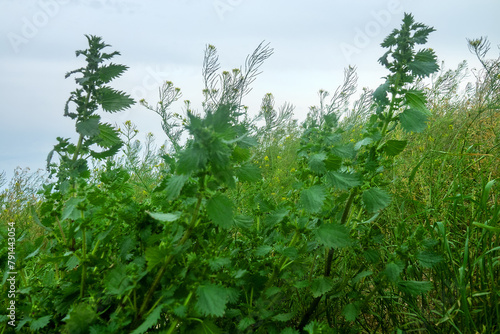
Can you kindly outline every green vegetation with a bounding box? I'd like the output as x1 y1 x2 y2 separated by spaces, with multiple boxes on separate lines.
1 13 499 333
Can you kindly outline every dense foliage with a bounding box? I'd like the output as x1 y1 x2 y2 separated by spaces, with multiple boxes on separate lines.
1 13 499 333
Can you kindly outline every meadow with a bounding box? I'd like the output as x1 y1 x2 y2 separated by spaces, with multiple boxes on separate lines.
1 13 499 333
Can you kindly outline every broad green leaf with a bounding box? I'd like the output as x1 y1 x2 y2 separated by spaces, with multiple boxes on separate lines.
399 108 428 133
405 89 430 114
325 155 342 171
97 86 135 112
331 144 355 159
105 264 132 296
408 48 439 78
323 171 362 190
362 187 391 212
384 262 402 283
90 143 122 159
207 257 231 271
315 223 352 249
300 185 326 213
207 194 233 229
417 250 443 268
30 315 51 331
99 63 128 83
165 174 189 201
61 197 84 221
373 81 390 105
397 280 432 296
342 303 360 322
263 208 289 227
196 284 230 317
191 320 223 334
236 163 261 182
311 277 334 297
383 140 407 156
177 145 208 174
254 245 272 257
238 317 256 331
272 312 294 322
354 137 373 151
145 246 169 271
97 123 122 148
308 153 327 175
147 211 181 223
130 304 163 334
76 116 100 137
281 328 300 334
64 303 96 334
234 215 253 229
352 270 373 283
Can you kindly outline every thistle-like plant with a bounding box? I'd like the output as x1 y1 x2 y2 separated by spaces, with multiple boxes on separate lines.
47 35 135 186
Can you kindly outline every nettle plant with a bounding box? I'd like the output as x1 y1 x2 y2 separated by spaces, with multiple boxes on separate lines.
5 14 442 334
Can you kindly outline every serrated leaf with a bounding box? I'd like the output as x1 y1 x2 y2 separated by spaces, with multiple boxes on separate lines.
207 257 231 271
238 317 256 331
147 211 181 223
196 284 230 317
397 280 432 296
408 48 439 78
342 303 360 322
354 137 373 151
76 116 100 137
145 246 169 271
234 215 253 229
362 187 391 212
384 262 402 283
325 155 342 171
165 174 189 201
61 197 84 221
254 245 272 257
417 251 443 268
282 328 300 334
236 163 261 182
383 140 407 156
130 304 163 334
399 108 428 133
177 145 208 174
308 153 327 175
263 208 289 227
373 81 390 106
310 277 334 297
30 315 51 331
64 303 96 334
192 320 223 334
105 264 132 296
331 144 355 159
272 312 294 322
99 63 128 83
315 223 352 249
207 194 233 229
91 143 122 159
323 171 362 190
97 123 122 148
352 270 373 283
300 185 326 213
97 86 135 112
405 89 430 114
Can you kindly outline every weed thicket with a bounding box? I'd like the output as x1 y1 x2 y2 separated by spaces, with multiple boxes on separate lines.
1 13 499 333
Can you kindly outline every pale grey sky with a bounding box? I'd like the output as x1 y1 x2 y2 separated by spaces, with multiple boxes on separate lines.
1 0 499 184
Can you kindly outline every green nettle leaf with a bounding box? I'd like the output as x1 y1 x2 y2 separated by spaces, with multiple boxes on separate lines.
354 137 373 151
272 312 295 322
373 81 390 105
177 145 208 174
315 223 352 249
76 116 100 137
130 304 164 334
281 328 300 334
208 257 231 271
99 63 128 83
323 171 362 190
342 303 360 322
207 194 234 229
405 89 430 114
399 108 428 133
310 277 334 297
331 144 355 159
196 284 230 317
308 152 327 175
97 86 135 112
324 155 342 171
97 123 122 148
145 246 169 271
63 303 96 334
352 270 373 283
408 48 439 78
263 208 289 227
300 185 327 213
417 250 444 268
254 245 273 256
165 174 189 201
384 262 402 283
397 280 433 296
236 163 261 182
61 197 84 221
147 211 181 223
30 315 52 331
234 215 253 229
383 140 408 156
105 264 132 296
362 187 391 212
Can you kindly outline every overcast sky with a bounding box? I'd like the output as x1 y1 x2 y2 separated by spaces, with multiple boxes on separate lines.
1 0 499 185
